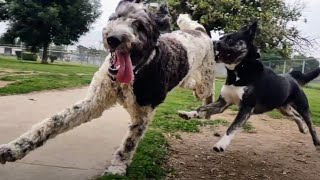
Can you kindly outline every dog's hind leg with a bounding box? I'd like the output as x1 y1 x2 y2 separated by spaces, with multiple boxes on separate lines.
104 106 154 175
213 106 253 152
278 105 308 134
292 91 320 150
296 109 320 150
199 56 216 107
0 70 117 164
178 96 230 120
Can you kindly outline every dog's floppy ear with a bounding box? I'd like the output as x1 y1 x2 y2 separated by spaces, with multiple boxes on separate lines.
241 21 258 40
152 3 171 32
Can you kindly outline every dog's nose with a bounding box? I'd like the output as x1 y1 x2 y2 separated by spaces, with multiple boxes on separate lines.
107 36 121 49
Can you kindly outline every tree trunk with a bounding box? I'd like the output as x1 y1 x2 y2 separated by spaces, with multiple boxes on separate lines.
41 42 49 64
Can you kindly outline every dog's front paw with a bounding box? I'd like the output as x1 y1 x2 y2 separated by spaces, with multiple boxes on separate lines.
178 110 198 120
0 144 16 164
102 164 127 176
213 143 227 152
213 138 230 153
300 125 309 134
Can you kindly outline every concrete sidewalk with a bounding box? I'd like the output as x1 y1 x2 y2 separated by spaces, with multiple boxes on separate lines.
0 88 130 180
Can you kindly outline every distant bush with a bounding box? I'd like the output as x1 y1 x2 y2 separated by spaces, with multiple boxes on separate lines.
22 52 37 61
49 55 58 63
15 51 22 59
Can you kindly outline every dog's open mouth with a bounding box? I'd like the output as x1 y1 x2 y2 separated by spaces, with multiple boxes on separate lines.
109 51 134 84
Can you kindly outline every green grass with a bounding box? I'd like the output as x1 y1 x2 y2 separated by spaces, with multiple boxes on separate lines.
151 84 228 133
306 82 320 90
98 130 169 180
304 87 320 125
243 122 256 133
0 56 98 95
267 110 283 119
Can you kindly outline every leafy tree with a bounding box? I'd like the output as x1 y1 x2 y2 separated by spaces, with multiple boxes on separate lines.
0 25 17 44
0 0 9 21
167 0 313 57
2 0 101 64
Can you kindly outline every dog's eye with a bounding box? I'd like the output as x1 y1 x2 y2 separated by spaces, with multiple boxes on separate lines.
228 39 233 44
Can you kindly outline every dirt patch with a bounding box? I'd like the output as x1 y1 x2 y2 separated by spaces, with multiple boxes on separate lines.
167 110 320 180
0 68 38 77
76 73 92 76
0 81 14 88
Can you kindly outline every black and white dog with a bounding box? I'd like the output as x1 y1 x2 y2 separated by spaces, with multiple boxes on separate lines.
179 22 320 153
0 0 215 175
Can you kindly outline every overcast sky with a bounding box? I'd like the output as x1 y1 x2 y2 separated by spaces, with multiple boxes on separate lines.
1 0 320 56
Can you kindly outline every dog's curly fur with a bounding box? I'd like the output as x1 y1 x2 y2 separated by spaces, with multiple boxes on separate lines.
0 0 215 175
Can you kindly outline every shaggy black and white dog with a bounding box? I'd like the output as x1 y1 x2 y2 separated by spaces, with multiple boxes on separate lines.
179 22 320 153
0 0 215 175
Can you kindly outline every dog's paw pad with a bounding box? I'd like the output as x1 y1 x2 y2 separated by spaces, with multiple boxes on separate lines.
213 140 229 153
102 165 127 176
300 126 309 134
178 111 191 120
0 144 14 164
178 110 198 120
213 146 225 152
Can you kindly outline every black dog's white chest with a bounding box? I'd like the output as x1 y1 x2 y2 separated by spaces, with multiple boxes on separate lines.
221 85 246 105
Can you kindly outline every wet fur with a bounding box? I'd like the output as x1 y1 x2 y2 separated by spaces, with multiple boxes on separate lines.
0 0 215 176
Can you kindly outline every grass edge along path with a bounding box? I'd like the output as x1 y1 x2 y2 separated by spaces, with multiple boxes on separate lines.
0 56 98 95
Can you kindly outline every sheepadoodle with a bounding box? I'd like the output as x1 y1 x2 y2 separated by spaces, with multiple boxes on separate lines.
0 0 215 175
179 22 320 153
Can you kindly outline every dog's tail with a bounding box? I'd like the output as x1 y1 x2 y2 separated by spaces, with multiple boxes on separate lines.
289 67 320 86
177 14 207 33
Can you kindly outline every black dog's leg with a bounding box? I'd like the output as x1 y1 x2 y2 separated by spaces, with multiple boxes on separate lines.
213 105 253 152
297 110 320 150
278 105 308 134
292 91 320 150
178 96 230 120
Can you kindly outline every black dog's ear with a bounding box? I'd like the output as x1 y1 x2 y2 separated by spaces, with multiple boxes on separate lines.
249 21 258 35
241 21 258 40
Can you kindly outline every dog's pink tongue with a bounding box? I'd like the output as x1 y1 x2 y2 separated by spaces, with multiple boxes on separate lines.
116 51 134 84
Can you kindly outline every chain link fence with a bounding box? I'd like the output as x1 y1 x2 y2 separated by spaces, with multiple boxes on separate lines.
261 59 320 83
39 50 107 67
215 59 320 83
1 44 319 82
0 44 107 67
261 59 319 74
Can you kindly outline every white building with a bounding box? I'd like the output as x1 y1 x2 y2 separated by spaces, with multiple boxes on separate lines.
0 46 22 56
